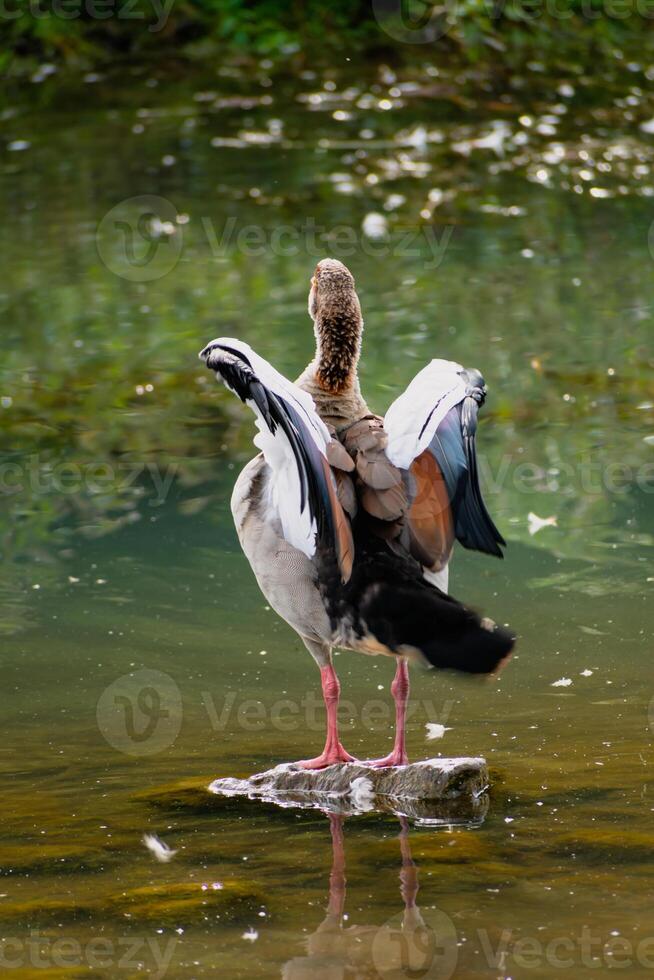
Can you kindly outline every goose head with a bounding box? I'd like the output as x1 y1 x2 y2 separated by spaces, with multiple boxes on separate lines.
309 258 363 394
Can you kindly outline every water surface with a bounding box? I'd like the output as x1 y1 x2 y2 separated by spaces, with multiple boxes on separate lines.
1 60 654 978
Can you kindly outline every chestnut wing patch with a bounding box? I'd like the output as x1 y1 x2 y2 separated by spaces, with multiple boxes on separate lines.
407 449 454 572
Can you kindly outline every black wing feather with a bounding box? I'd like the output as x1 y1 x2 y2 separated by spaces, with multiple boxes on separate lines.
200 342 352 579
428 369 505 558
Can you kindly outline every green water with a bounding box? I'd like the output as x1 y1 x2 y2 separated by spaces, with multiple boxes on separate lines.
1 60 654 978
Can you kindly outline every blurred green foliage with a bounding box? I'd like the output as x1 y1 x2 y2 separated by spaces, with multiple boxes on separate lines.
1 0 653 71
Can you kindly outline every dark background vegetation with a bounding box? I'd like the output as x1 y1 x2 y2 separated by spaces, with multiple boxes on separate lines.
2 0 654 75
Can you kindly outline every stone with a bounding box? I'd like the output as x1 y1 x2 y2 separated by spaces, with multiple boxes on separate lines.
209 757 489 826
105 880 264 926
135 777 222 813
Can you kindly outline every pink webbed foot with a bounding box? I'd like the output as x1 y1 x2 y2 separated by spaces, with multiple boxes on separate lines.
361 749 409 769
295 662 357 769
296 744 357 770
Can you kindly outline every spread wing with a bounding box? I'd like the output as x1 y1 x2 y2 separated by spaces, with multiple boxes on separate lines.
384 358 506 569
200 337 354 583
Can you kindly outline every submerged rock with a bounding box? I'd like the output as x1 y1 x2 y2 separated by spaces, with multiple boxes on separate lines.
105 879 264 926
0 878 263 930
551 828 654 863
136 777 228 813
0 841 111 877
0 896 95 924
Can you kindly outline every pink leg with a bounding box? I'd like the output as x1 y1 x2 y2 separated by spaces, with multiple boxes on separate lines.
363 658 410 768
326 814 346 919
314 815 347 934
298 663 356 770
398 816 419 909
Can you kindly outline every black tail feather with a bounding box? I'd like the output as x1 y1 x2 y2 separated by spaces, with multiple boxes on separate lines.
360 580 515 675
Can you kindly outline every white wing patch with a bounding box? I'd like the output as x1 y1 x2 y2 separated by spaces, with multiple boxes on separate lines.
423 565 449 594
251 403 317 557
384 358 467 470
206 337 331 560
227 339 330 452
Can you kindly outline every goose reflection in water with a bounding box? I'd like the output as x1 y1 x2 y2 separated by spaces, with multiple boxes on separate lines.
283 814 457 979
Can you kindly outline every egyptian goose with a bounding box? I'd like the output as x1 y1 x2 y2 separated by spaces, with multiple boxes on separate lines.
200 258 514 770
